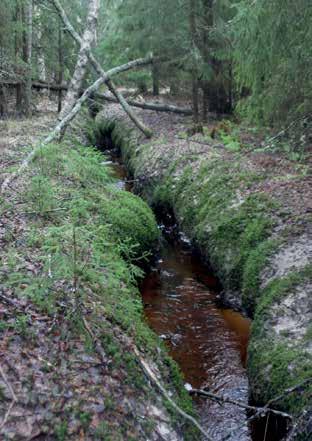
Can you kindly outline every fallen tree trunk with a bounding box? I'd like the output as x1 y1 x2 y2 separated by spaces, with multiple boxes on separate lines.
0 80 67 92
52 0 153 138
1 56 152 194
96 93 193 115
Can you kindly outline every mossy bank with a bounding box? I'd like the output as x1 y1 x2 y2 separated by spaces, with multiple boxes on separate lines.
0 118 198 440
96 105 312 441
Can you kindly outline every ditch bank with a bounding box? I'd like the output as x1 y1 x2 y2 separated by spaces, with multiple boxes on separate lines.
0 114 197 440
95 103 312 441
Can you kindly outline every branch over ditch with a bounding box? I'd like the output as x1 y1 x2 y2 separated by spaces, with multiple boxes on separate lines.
1 57 152 194
189 388 293 420
51 0 153 138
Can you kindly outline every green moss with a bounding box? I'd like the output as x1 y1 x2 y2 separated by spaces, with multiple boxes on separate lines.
101 190 159 260
242 238 282 315
248 340 312 414
248 266 312 414
4 134 197 438
163 158 276 291
254 265 312 322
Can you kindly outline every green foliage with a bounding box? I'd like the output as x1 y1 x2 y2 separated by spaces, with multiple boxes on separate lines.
232 0 312 126
55 421 68 441
27 175 57 215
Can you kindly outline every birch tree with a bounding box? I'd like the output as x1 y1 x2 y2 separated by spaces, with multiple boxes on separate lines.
60 0 100 119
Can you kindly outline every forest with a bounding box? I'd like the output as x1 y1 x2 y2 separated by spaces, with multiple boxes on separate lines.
0 1 311 440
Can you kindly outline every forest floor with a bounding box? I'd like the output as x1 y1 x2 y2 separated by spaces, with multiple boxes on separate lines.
0 93 311 441
0 97 194 441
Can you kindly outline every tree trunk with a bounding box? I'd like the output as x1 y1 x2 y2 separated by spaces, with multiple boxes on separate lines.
57 24 64 113
201 0 213 121
24 0 33 117
202 85 209 122
60 0 99 119
36 6 46 82
152 63 160 96
14 3 22 114
54 57 154 141
192 76 199 123
189 0 200 125
228 62 233 113
0 86 8 116
96 93 192 115
52 0 153 138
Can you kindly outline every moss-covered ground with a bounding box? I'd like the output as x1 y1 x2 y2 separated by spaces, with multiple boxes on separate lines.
96 105 312 440
0 114 197 440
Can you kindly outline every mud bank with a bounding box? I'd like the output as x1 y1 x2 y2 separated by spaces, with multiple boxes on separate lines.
95 105 312 440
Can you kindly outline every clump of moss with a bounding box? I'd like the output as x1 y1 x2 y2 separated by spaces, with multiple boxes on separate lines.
101 190 159 260
248 266 312 414
248 339 312 413
242 238 282 315
153 158 275 293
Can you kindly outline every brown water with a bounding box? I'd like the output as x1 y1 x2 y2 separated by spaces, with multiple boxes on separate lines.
141 226 252 441
108 155 286 441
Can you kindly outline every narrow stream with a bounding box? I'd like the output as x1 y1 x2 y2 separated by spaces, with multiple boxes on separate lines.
141 219 251 441
104 148 285 441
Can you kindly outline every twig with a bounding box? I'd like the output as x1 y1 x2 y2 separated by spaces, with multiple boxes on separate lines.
82 317 213 440
190 389 293 420
0 400 15 430
263 113 311 150
0 364 17 402
0 363 17 430
263 413 270 441
133 348 214 440
20 207 68 215
265 377 312 407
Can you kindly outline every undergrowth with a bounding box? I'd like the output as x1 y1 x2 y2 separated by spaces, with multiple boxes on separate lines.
0 139 197 439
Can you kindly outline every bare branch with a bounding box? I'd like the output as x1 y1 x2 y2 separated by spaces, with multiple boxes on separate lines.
1 56 152 194
95 93 193 115
133 348 214 441
0 363 18 430
51 0 153 138
190 388 293 420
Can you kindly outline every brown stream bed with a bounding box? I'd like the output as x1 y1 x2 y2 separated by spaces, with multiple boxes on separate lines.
141 221 252 441
107 153 286 441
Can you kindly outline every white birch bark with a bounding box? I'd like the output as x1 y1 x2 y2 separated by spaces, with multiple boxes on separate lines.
52 0 153 138
59 0 100 119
